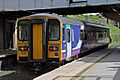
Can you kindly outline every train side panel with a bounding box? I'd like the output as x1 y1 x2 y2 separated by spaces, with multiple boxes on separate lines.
71 25 82 56
61 24 82 60
80 24 111 53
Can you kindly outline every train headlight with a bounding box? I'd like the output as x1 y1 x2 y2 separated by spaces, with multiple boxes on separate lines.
21 47 24 51
49 46 58 51
19 46 28 51
53 47 57 51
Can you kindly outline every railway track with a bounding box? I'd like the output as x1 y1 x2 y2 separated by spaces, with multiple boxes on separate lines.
0 62 59 80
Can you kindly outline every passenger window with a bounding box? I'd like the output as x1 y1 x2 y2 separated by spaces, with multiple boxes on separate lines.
66 29 70 43
98 31 103 38
80 30 84 40
72 29 74 41
96 32 99 39
104 30 108 37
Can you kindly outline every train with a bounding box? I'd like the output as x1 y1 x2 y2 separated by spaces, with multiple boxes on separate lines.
16 13 111 65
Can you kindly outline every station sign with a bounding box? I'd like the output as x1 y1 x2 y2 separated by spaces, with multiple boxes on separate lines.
69 0 87 3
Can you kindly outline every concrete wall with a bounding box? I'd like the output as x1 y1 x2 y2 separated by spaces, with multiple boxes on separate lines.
0 17 4 50
5 21 15 49
0 16 16 50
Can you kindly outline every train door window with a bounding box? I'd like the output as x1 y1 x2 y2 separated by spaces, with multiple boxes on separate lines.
66 29 70 43
48 19 60 40
72 29 74 42
18 20 29 41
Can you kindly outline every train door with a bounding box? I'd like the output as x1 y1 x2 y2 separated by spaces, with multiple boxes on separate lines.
32 24 43 60
28 19 46 62
65 25 72 59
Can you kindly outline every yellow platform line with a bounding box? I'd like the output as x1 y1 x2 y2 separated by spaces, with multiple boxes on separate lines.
75 49 117 80
63 63 91 80
76 60 99 80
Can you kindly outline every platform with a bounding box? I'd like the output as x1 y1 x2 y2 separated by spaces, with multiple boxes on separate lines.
34 46 120 80
0 50 16 59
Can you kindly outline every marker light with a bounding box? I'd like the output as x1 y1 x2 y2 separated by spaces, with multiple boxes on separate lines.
19 46 28 51
49 47 53 51
49 46 58 51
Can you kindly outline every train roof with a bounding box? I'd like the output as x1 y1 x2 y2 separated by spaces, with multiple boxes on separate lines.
22 13 84 25
19 13 109 29
84 22 109 29
59 16 84 25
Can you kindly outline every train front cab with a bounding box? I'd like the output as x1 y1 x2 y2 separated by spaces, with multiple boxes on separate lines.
47 18 62 62
17 19 47 63
17 16 63 63
17 20 29 62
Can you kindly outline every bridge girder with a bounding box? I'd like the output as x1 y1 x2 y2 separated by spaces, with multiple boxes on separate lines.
0 2 119 21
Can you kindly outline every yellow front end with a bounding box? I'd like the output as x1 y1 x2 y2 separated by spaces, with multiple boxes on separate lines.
16 19 29 62
48 41 62 62
17 18 45 62
17 41 28 62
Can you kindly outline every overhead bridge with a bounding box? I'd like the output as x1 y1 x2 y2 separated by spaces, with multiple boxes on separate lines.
0 0 119 11
0 0 120 20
